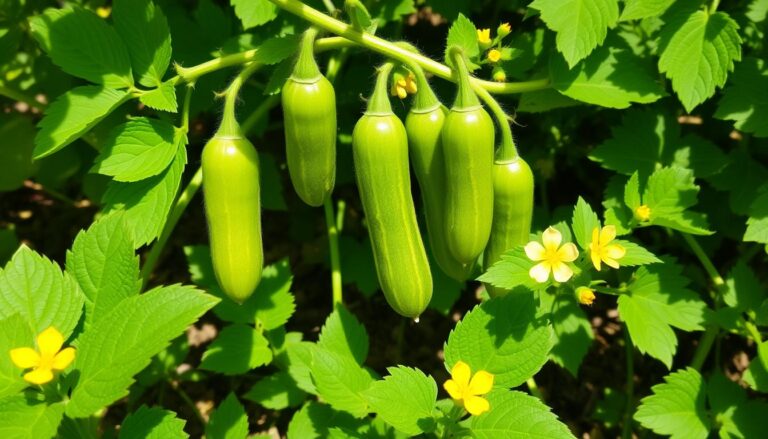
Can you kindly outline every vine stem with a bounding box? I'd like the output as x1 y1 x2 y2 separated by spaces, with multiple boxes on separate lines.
622 330 635 439
265 0 549 94
710 0 721 13
473 83 518 160
324 198 343 307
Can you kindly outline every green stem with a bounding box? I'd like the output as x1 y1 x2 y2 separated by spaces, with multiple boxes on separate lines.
709 0 720 13
218 62 262 137
405 63 439 112
746 321 764 345
473 83 517 161
622 330 635 439
448 46 480 109
0 85 45 110
691 326 718 371
321 0 336 14
292 27 322 80
367 62 394 114
324 198 343 307
170 381 206 426
526 377 543 400
335 200 346 231
265 0 550 94
681 233 725 289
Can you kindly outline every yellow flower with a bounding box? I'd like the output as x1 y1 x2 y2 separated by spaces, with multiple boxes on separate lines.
10 326 75 385
477 28 491 45
96 6 111 18
588 225 626 271
576 287 596 305
487 49 502 63
497 22 511 37
390 82 407 99
524 227 579 283
404 73 418 94
635 205 651 222
443 361 494 416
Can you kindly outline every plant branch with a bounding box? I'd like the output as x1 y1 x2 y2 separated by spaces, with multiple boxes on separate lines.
324 198 343 307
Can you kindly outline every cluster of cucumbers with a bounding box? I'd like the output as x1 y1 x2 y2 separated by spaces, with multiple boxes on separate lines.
201 29 534 318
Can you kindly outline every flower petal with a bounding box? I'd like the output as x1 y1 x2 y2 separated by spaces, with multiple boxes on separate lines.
542 227 562 250
451 361 471 388
464 395 490 416
529 262 551 283
10 348 40 369
524 241 546 261
591 250 602 271
23 368 54 385
558 243 579 262
604 257 620 269
443 379 463 400
552 262 574 283
468 370 494 395
606 244 626 260
600 225 617 244
591 227 600 246
52 347 75 370
36 327 64 357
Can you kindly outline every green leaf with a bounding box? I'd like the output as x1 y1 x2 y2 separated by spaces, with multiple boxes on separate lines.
470 390 574 438
643 167 712 235
94 118 179 182
624 172 641 210
707 372 746 419
0 315 33 398
371 0 415 23
0 116 35 191
541 292 594 377
287 401 366 439
723 261 764 312
620 0 676 21
747 0 768 23
286 342 317 394
66 284 218 418
530 0 619 67
745 189 768 244
0 246 84 339
709 150 768 215
34 86 130 159
603 175 634 236
317 307 369 365
113 0 172 87
200 324 273 374
119 405 187 439
721 400 768 438
716 57 768 136
517 88 581 113
206 393 249 439
618 262 709 367
635 368 710 439
477 246 541 291
0 397 65 439
231 0 278 29
103 140 186 248
743 340 768 392
364 366 437 436
346 0 376 33
445 13 479 66
139 81 178 113
667 134 728 178
444 293 552 388
309 346 374 418
185 247 296 329
65 213 139 328
613 240 662 266
658 9 742 112
29 6 133 88
244 372 306 410
550 46 665 109
571 197 600 250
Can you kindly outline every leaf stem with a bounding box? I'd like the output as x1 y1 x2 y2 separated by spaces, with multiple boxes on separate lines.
709 0 720 13
680 233 725 289
265 0 550 94
526 376 543 400
324 198 343 307
622 330 635 439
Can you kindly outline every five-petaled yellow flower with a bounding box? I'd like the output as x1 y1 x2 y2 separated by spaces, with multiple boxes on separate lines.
576 287 596 305
477 28 491 45
525 226 579 283
443 361 494 416
487 49 502 63
588 225 626 271
10 326 75 385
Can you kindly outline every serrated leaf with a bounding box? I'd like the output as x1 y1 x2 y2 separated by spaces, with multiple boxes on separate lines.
0 315 33 398
286 342 317 395
721 400 768 438
65 213 139 328
477 247 541 291
185 247 295 329
643 167 712 234
530 0 619 67
103 141 186 248
318 307 369 365
94 118 179 182
364 366 437 436
723 261 764 311
371 0 415 22
206 393 248 439
625 172 641 210
200 324 273 374
444 293 552 388
245 372 306 410
620 0 675 21
231 0 278 29
571 197 600 250
0 397 65 439
635 368 710 439
445 13 479 66
66 284 218 418
309 346 374 418
618 262 709 367
119 405 187 439
113 0 172 87
667 134 728 178
0 246 84 339
590 109 667 178
658 9 742 112
29 6 133 88
541 292 593 377
745 189 768 244
709 151 768 216
470 390 574 438
34 86 130 159
517 88 581 113
550 46 665 109
603 175 634 235
613 240 662 266
140 81 178 113
716 58 768 138
286 401 366 439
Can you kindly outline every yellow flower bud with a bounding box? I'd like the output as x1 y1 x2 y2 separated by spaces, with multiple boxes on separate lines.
96 6 111 18
477 28 491 45
497 23 511 37
576 287 596 306
635 205 651 222
492 66 506 82
487 49 502 63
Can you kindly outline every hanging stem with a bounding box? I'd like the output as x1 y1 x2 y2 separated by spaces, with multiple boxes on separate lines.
325 198 343 307
473 84 518 161
218 62 262 137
